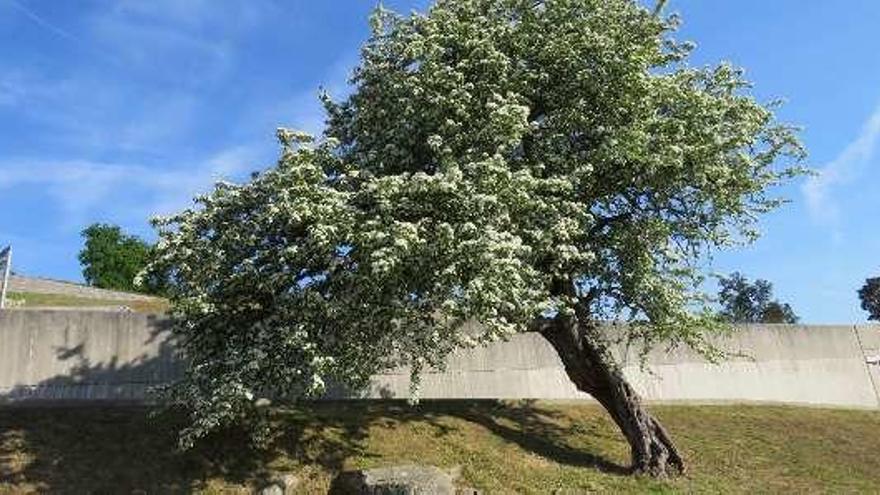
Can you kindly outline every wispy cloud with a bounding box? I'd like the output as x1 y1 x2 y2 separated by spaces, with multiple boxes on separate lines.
802 103 880 224
84 10 228 88
0 20 354 230
0 0 359 280
7 0 81 43
249 53 357 139
0 0 350 238
0 145 269 230
0 70 201 153
0 72 29 106
0 1 286 153
107 0 270 31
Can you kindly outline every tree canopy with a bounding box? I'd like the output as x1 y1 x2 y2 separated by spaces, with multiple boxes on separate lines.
145 0 803 474
717 272 799 324
79 223 161 294
858 276 880 321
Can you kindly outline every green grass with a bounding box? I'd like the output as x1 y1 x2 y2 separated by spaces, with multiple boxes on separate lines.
6 291 168 313
1 402 878 493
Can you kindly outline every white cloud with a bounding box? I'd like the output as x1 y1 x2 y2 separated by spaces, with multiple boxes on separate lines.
0 145 268 230
248 53 357 139
108 0 269 31
87 13 232 86
1 0 361 150
81 0 278 88
147 145 268 217
803 103 880 223
0 72 29 106
0 0 349 237
0 69 202 153
6 0 81 43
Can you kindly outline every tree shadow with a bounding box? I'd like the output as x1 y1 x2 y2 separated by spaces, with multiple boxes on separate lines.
426 400 628 474
0 315 181 403
275 400 628 494
307 400 627 473
0 405 283 493
0 317 282 492
1 401 627 492
0 316 627 492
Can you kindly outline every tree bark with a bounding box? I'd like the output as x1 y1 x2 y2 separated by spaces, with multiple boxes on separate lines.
536 317 685 477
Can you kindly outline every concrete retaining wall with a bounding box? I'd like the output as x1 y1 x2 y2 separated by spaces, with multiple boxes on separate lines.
0 311 181 401
1 310 878 408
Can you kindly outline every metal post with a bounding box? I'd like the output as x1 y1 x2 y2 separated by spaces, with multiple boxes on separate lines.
0 246 11 310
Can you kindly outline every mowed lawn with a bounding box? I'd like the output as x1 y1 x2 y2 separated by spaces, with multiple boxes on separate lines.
1 402 878 493
5 292 169 313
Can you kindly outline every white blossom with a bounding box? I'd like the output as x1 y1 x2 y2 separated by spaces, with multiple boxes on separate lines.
145 0 803 447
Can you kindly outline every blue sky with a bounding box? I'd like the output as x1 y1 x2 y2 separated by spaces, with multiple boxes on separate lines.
0 1 878 323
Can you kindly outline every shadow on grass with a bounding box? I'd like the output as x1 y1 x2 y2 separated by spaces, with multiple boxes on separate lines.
0 401 627 492
0 320 626 491
431 400 627 474
286 400 629 494
0 318 277 492
0 406 270 492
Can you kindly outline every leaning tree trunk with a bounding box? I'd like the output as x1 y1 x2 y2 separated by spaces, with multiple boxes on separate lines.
537 318 685 477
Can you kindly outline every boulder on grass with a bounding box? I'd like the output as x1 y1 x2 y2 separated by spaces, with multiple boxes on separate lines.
331 464 457 494
257 473 300 495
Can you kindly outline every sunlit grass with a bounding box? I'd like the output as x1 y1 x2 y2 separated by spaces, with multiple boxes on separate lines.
6 291 168 313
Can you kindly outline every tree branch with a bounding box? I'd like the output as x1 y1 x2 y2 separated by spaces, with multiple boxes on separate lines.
589 212 633 237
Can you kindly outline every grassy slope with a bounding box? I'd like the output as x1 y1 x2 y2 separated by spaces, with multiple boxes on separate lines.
0 402 878 494
6 291 168 313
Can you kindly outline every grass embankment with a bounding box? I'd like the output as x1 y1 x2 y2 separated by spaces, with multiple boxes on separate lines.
1 402 878 493
5 291 168 313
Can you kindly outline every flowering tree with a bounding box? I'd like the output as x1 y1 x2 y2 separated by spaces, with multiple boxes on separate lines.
146 0 803 476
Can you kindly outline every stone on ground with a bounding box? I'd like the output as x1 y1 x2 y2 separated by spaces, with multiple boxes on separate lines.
332 464 457 494
257 473 299 495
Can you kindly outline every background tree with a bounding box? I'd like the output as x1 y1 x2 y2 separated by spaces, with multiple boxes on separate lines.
717 272 799 324
146 0 803 477
858 277 880 320
79 223 164 294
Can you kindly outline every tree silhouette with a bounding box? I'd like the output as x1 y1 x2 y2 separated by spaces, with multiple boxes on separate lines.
717 272 798 324
858 277 880 321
